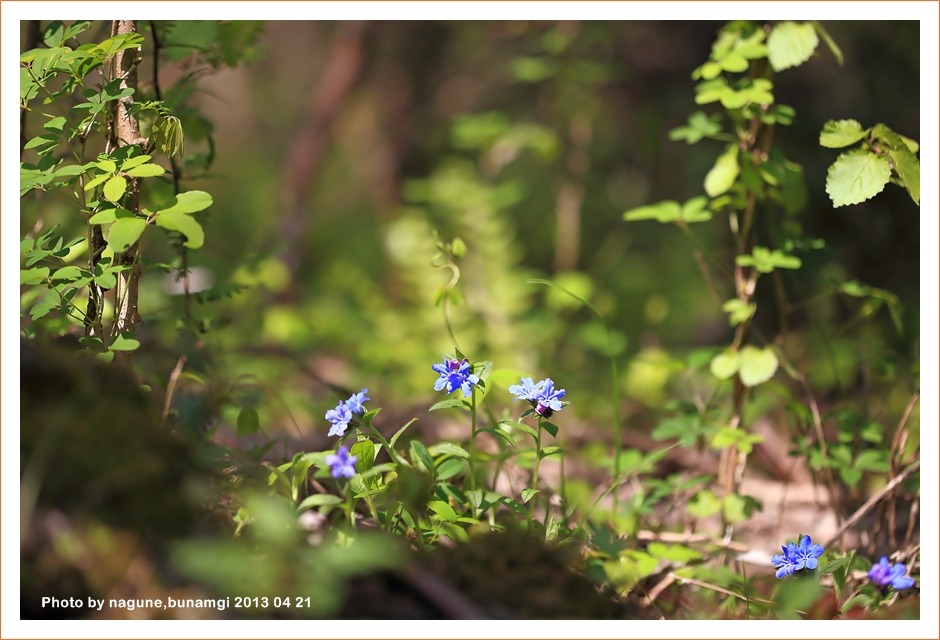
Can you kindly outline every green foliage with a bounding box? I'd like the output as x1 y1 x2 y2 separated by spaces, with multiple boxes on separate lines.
821 120 920 206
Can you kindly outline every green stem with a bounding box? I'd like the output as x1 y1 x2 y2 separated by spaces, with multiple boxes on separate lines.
345 482 355 528
530 416 543 523
469 387 478 492
364 422 407 467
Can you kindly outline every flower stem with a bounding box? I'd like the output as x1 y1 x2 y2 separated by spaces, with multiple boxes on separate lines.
469 387 478 492
530 416 543 523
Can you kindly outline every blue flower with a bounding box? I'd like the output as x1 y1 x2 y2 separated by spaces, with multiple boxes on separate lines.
510 376 567 418
771 542 801 578
432 357 480 398
345 388 370 415
868 556 915 590
325 402 353 437
325 445 358 479
509 377 544 402
534 378 566 417
770 534 824 578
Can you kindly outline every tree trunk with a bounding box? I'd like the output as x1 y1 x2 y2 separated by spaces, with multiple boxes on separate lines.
111 20 144 342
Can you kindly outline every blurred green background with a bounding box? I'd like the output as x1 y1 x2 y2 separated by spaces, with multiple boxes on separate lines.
21 20 921 448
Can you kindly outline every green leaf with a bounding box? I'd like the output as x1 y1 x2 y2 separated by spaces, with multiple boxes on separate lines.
687 489 722 518
110 334 141 351
428 398 469 412
236 407 261 436
623 200 681 223
120 154 152 170
51 266 83 282
103 175 127 203
158 190 213 215
296 494 343 512
704 144 739 197
107 217 146 253
709 351 739 380
826 151 891 207
427 442 470 459
680 196 712 223
722 299 756 326
540 421 559 438
521 488 540 504
722 493 760 523
89 207 134 224
737 345 778 387
21 267 50 285
668 111 722 145
30 289 60 320
410 440 436 474
767 21 819 71
435 458 466 481
125 163 165 178
819 119 868 148
350 439 376 474
647 543 702 564
427 500 458 523
155 211 204 249
389 418 417 449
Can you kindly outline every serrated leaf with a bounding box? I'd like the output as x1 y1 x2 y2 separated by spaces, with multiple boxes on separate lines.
155 211 204 249
704 144 739 197
767 21 819 71
236 407 261 436
107 216 146 253
710 351 739 380
623 200 681 223
737 345 778 387
103 175 127 202
819 119 868 148
889 146 920 205
826 151 891 207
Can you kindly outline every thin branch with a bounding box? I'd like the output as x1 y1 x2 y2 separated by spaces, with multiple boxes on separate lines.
822 460 920 549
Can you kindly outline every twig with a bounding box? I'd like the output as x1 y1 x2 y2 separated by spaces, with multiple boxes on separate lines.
162 356 187 420
822 460 920 549
636 529 749 554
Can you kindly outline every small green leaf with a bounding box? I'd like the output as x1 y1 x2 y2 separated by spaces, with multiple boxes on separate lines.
687 489 722 518
410 440 436 474
680 196 712 223
435 458 466 481
21 267 50 285
427 500 458 522
819 119 868 148
120 155 152 170
428 398 469 412
767 21 819 71
236 407 261 436
623 200 681 223
722 298 756 326
158 190 213 215
125 163 165 178
107 216 146 253
350 439 376 474
709 351 739 380
297 494 343 512
103 175 127 203
427 442 470 459
155 211 204 249
540 421 559 438
704 144 739 197
521 488 540 504
110 334 141 351
51 266 83 282
737 345 778 387
647 543 702 563
722 493 760 523
826 151 892 207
